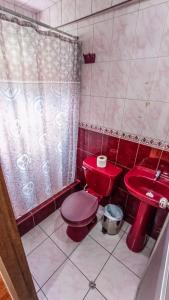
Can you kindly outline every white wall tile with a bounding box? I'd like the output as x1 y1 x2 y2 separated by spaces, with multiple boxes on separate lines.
104 98 124 130
76 0 91 19
81 64 92 95
93 19 113 61
91 62 109 97
92 0 112 13
107 60 130 98
79 95 91 123
90 96 106 126
50 1 62 27
127 59 158 100
111 12 138 59
62 0 76 24
134 4 168 58
144 101 169 140
122 100 147 135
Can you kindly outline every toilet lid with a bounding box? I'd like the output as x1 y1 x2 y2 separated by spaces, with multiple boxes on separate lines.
61 190 98 224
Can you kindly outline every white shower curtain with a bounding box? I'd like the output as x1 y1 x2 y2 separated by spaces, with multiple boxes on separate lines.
0 14 80 218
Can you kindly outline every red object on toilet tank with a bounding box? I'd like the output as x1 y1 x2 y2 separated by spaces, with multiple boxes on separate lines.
83 156 122 197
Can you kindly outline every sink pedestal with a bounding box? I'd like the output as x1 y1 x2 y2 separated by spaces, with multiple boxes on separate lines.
126 201 153 252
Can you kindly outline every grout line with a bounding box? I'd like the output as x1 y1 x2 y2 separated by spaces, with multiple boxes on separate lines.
88 223 128 255
37 289 48 299
111 253 141 279
25 235 49 257
83 288 91 300
37 222 80 258
40 257 69 290
68 257 91 282
92 230 126 284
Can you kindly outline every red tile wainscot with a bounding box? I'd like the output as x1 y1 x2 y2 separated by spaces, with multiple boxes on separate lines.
76 127 169 239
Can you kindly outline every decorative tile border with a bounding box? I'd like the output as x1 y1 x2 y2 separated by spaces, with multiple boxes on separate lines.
79 122 169 151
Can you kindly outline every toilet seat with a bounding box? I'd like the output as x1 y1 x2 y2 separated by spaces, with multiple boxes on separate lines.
61 190 98 227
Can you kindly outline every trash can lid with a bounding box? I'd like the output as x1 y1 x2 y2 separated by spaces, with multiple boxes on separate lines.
104 204 123 221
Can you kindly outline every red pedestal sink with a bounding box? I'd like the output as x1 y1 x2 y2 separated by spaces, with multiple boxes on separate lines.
124 166 169 252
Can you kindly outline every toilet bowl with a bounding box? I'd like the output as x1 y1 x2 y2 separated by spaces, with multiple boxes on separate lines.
61 156 122 242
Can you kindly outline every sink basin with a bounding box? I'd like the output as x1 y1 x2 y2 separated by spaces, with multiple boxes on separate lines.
125 166 169 208
124 166 169 252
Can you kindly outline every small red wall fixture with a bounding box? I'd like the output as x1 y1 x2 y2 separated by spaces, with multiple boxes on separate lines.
83 53 96 64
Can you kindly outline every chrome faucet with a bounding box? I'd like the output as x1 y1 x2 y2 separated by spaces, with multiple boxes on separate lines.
154 170 161 181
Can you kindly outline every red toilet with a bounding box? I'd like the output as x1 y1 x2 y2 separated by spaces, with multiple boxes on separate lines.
61 156 122 242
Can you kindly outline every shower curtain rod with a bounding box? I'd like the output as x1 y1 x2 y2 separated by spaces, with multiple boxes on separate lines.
0 5 78 41
57 0 134 29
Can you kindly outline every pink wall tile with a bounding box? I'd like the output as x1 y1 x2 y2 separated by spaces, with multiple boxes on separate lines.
127 59 158 100
107 61 130 98
104 98 124 130
111 13 138 59
122 100 147 135
90 96 106 126
93 19 113 61
134 4 168 58
76 0 92 19
91 62 109 97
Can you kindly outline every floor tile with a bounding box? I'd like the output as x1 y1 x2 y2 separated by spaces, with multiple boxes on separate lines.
37 290 47 300
96 256 140 300
146 237 156 252
121 221 130 232
113 233 150 277
27 238 66 287
90 221 124 253
126 223 132 233
33 277 40 292
96 205 104 221
22 226 47 255
39 210 64 235
85 289 106 300
70 236 109 280
42 260 89 300
51 223 79 256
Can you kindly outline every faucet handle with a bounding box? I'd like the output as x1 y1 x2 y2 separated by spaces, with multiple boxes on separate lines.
159 197 169 209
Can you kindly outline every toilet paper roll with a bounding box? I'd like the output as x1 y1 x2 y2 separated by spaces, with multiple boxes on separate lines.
97 155 107 168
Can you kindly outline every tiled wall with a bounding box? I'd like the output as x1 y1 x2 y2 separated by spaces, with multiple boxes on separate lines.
77 127 169 238
39 0 169 238
0 0 37 19
39 0 169 148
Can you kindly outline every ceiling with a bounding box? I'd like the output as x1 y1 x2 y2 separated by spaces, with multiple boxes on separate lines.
5 0 58 12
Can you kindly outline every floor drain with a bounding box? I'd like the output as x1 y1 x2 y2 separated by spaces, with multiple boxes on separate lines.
89 281 96 289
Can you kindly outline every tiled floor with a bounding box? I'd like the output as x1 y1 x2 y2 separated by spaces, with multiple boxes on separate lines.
22 207 155 300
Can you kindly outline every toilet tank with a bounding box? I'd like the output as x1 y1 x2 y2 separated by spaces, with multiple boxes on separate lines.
82 156 122 197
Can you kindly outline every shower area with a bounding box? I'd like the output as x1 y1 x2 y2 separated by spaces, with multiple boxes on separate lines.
0 7 80 220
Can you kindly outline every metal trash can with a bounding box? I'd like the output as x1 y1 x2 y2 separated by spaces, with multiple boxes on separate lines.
102 204 123 235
